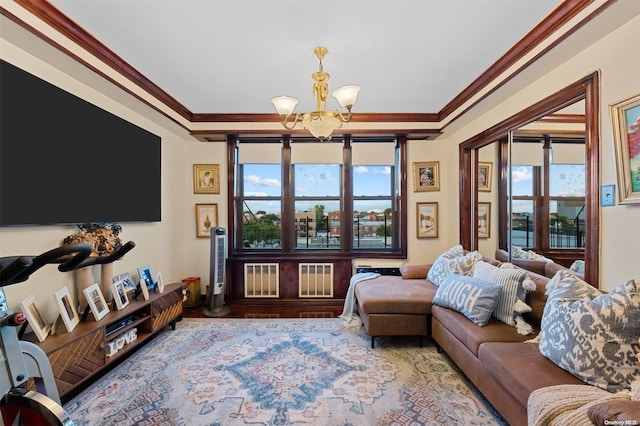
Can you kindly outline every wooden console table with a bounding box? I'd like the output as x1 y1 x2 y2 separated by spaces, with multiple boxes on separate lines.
24 282 185 402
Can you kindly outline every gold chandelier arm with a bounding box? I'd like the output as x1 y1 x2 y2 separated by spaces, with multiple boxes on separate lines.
333 108 354 124
280 113 302 130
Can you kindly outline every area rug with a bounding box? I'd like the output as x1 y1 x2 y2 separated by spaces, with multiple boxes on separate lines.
64 318 507 425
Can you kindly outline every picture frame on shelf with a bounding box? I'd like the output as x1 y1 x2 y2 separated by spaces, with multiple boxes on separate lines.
416 202 438 238
83 283 110 321
113 272 136 293
137 265 157 292
193 163 220 194
157 272 165 293
610 92 640 204
20 294 51 342
196 203 218 238
54 287 80 333
138 278 150 301
478 162 493 192
413 161 440 192
111 280 130 310
478 202 491 238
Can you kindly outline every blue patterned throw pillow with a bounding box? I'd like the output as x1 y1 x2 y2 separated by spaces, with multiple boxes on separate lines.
427 249 481 286
433 275 501 326
539 275 640 392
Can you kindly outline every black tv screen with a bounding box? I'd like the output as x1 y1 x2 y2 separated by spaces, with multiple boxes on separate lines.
0 59 161 226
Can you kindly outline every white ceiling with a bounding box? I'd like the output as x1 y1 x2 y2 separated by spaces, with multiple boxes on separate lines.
48 0 561 115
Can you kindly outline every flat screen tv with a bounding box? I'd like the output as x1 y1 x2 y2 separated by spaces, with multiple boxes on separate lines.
0 59 161 226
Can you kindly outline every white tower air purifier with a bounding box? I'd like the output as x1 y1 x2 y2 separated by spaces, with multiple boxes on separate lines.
203 227 230 317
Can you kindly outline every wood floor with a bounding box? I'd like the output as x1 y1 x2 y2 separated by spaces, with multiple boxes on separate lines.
182 299 344 319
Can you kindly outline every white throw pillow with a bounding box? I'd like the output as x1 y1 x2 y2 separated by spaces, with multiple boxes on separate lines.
473 261 535 335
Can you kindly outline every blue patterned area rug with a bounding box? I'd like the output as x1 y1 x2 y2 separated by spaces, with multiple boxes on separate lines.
64 318 507 425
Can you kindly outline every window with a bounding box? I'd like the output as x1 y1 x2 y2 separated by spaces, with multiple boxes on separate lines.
232 137 405 257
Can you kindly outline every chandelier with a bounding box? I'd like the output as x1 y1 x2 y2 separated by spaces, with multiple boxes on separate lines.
271 46 361 141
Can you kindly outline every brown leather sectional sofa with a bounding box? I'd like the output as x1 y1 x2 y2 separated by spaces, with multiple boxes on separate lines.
354 256 639 426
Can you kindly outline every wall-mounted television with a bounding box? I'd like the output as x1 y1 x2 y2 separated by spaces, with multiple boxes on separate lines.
0 59 161 226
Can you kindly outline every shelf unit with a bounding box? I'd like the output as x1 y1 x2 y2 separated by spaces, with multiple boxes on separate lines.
23 282 185 402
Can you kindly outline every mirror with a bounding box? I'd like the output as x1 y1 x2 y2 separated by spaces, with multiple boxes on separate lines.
459 72 599 286
506 102 586 267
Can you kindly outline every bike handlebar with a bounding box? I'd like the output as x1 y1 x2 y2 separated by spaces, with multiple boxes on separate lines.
0 241 136 287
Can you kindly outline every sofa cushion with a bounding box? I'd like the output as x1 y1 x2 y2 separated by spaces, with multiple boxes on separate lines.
479 342 585 407
473 261 535 335
540 272 640 392
427 250 482 286
432 275 501 326
355 277 436 315
431 306 531 356
399 264 429 280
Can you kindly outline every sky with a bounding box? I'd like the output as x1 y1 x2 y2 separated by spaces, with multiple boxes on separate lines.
243 164 392 214
243 162 585 215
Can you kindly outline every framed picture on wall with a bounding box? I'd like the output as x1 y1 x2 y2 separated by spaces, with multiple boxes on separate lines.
416 202 438 238
193 164 220 194
610 92 640 204
478 162 493 192
413 161 440 192
20 294 51 342
196 203 218 238
478 202 491 238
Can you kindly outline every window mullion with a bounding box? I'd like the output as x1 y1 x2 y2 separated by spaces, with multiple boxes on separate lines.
343 136 353 252
281 137 294 252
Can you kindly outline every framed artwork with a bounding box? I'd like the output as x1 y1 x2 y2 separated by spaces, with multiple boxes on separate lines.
111 280 130 310
478 202 491 238
610 92 640 204
83 283 110 321
54 287 80 333
193 163 220 194
478 162 493 192
137 265 157 291
113 272 136 293
413 161 440 192
196 203 218 238
157 272 165 293
20 295 51 342
416 202 438 238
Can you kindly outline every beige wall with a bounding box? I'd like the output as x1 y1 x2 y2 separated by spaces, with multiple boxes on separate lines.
1 7 638 323
0 34 194 320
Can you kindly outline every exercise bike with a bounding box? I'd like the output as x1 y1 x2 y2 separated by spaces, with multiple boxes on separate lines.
0 241 134 425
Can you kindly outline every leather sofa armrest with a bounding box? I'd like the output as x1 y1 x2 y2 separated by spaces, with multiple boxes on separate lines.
399 264 430 279
588 400 640 424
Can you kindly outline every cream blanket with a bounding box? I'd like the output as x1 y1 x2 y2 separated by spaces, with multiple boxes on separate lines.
527 384 631 426
339 272 380 328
